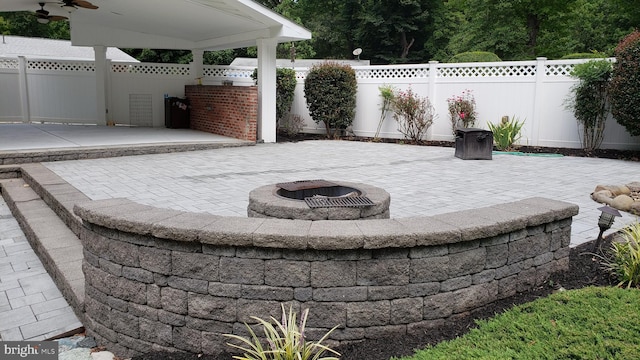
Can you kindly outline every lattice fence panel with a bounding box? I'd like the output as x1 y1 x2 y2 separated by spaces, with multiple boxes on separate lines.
112 63 190 75
0 58 19 70
356 67 429 79
27 60 94 72
439 65 537 78
203 66 253 79
545 63 574 77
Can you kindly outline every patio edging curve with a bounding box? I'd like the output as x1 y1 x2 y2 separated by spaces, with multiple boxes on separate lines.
74 197 578 358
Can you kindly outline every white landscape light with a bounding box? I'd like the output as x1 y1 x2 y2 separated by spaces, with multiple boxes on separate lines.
593 205 622 252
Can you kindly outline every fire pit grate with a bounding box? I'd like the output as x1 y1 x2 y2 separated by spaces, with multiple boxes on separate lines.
304 196 375 208
276 180 338 192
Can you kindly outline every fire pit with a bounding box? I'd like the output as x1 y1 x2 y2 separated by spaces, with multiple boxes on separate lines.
248 180 390 220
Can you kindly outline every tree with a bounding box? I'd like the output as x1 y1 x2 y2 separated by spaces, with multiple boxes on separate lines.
355 0 433 63
609 30 640 137
0 12 69 39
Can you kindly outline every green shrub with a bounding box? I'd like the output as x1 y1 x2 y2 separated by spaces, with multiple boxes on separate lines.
487 115 525 151
609 30 640 136
374 84 396 140
391 88 435 144
394 287 640 359
568 59 613 150
252 68 298 122
224 304 340 360
304 62 357 138
448 51 502 63
603 223 640 289
561 52 609 60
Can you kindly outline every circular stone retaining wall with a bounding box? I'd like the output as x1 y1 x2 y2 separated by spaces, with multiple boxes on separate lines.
248 181 391 220
74 197 577 358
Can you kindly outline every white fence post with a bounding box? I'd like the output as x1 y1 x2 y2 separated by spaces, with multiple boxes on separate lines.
531 57 547 146
17 56 29 123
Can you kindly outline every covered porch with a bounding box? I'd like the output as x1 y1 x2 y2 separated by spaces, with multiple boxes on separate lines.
0 0 312 143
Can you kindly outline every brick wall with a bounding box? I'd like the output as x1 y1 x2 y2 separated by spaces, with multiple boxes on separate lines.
75 197 577 358
185 85 257 141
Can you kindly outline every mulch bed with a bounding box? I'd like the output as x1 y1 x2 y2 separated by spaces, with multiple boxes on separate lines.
132 236 620 360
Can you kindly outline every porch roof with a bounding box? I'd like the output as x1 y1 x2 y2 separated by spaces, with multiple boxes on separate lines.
0 0 311 51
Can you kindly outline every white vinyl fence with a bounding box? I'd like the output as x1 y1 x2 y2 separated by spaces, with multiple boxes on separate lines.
1 56 638 149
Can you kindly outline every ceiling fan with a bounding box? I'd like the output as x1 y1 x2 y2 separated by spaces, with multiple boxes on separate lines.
34 2 68 24
59 0 99 13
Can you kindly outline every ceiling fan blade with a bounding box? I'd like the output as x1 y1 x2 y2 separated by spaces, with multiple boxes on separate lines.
49 15 69 21
72 0 99 9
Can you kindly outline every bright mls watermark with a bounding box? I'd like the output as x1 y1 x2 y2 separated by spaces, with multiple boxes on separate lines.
2 341 57 359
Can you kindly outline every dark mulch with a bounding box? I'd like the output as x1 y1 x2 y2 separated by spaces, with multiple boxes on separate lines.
131 236 620 360
276 133 640 162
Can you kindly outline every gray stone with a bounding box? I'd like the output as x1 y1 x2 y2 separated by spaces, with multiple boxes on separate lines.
365 325 407 339
188 293 237 321
441 275 472 292
485 244 508 269
139 246 171 275
123 267 154 284
111 309 140 338
508 233 550 264
472 269 496 284
219 257 264 285
368 286 409 300
161 287 188 315
173 327 202 352
172 252 219 281
448 247 486 277
407 282 440 297
409 245 448 259
241 285 294 301
158 310 186 326
106 240 139 267
313 287 367 302
128 303 159 321
139 318 172 346
167 276 209 294
265 259 310 287
294 287 313 301
311 261 356 287
357 259 410 286
390 298 423 324
347 301 390 327
423 292 454 320
305 302 347 328
147 284 162 309
209 283 242 298
410 256 449 282
111 276 147 304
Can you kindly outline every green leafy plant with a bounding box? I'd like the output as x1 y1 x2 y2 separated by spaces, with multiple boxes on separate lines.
609 30 640 137
391 87 435 144
447 90 477 134
602 222 640 289
278 113 304 137
567 58 613 151
224 304 340 360
252 68 298 122
374 84 396 140
304 62 357 138
487 115 525 151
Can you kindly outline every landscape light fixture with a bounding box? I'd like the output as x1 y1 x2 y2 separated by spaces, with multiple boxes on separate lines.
592 205 622 252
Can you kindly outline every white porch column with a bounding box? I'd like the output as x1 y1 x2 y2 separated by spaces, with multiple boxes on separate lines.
17 56 30 123
191 49 204 85
257 38 278 143
94 46 108 125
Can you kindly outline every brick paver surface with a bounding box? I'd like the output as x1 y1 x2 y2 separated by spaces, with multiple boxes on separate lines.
44 140 640 246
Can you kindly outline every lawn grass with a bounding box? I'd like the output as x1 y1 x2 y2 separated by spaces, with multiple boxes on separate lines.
394 287 640 360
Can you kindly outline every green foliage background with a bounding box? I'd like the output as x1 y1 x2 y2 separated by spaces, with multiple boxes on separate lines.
3 0 638 64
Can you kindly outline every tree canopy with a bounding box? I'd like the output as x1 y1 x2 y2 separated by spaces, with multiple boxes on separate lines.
2 0 638 64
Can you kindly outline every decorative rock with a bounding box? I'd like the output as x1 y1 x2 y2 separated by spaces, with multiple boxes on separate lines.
592 183 640 215
59 348 91 360
626 181 640 192
91 351 116 360
591 190 613 205
611 195 634 212
594 184 630 196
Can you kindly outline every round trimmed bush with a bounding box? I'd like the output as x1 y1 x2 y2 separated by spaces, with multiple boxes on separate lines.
304 62 357 138
448 51 502 63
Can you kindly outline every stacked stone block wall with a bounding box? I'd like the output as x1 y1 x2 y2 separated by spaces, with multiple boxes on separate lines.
74 197 577 358
185 85 258 141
